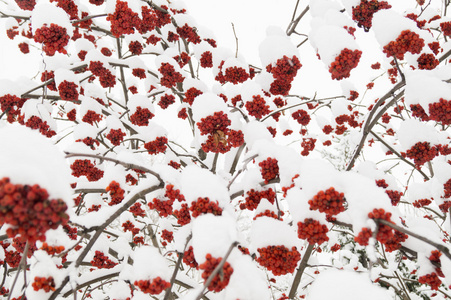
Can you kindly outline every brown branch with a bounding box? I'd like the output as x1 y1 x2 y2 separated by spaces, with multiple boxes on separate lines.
65 152 163 182
376 219 451 261
286 5 309 36
62 272 120 297
49 183 164 300
195 242 238 300
163 235 192 300
288 243 314 299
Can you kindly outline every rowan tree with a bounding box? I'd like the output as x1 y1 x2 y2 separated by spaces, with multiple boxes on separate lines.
0 0 451 299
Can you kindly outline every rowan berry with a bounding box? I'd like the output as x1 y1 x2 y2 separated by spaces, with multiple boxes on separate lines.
144 137 168 154
256 245 301 276
419 273 442 290
190 197 222 217
200 51 213 68
129 202 145 217
199 254 233 292
106 0 140 37
158 94 176 109
308 187 346 216
245 95 271 119
297 218 329 245
91 251 117 269
34 23 69 56
15 0 35 10
352 0 391 31
173 203 191 225
259 158 279 183
159 63 184 88
184 87 203 105
134 277 170 294
329 48 362 80
58 81 79 101
182 246 198 268
106 128 126 146
130 107 154 126
32 276 56 292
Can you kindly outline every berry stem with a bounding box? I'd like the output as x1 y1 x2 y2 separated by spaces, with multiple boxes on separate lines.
7 242 28 300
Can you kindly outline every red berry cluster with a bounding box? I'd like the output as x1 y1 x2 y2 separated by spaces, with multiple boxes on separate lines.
200 51 213 68
405 141 438 167
173 203 191 225
352 0 391 31
383 30 425 60
178 107 188 119
259 158 279 183
18 42 29 54
412 198 432 208
266 55 302 95
385 190 403 206
106 129 126 146
190 197 223 218
41 242 64 255
91 251 118 269
440 21 451 36
129 202 145 217
0 177 69 243
428 98 451 125
254 209 281 220
32 276 56 292
164 184 185 202
161 229 173 243
70 159 104 181
101 47 112 56
439 200 451 214
148 198 173 217
40 71 57 91
134 277 170 294
308 187 346 216
417 53 439 70
256 245 301 276
106 181 125 206
297 218 329 245
301 138 316 156
144 136 168 154
159 63 184 88
184 87 203 105
245 95 271 119
223 66 250 84
63 224 78 240
197 111 231 135
329 48 362 80
122 220 139 235
410 104 429 121
156 94 175 110
106 0 140 37
357 209 408 251
375 179 388 188
82 110 102 125
168 160 181 169
137 6 157 34
128 41 143 55
130 107 154 126
182 246 198 268
132 68 146 79
418 273 442 290
15 0 36 10
58 81 79 101
34 23 69 56
50 0 78 19
23 116 56 138
199 254 233 292
176 24 201 44
88 61 116 88
76 137 99 150
240 188 276 210
292 110 310 126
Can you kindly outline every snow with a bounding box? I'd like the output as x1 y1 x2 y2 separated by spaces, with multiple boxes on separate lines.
372 10 417 46
31 1 73 36
307 269 394 299
0 125 72 201
249 217 300 251
397 119 441 149
191 214 238 262
131 246 171 281
259 26 299 66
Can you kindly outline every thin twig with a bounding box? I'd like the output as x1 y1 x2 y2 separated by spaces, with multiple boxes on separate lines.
231 23 239 58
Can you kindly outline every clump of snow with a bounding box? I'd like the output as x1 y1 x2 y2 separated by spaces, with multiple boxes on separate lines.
397 119 441 149
404 70 451 114
192 214 238 263
372 10 417 46
259 26 299 66
191 92 228 121
31 1 73 36
308 269 393 299
309 24 359 66
0 125 71 201
132 246 171 281
249 217 299 251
